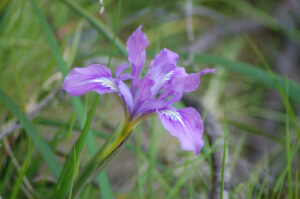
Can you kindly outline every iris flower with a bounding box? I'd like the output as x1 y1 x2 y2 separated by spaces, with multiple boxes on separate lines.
63 26 214 154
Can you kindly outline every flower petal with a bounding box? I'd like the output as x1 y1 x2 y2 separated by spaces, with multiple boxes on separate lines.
118 73 133 81
115 62 130 78
116 80 134 113
127 26 149 79
147 48 179 96
172 67 215 92
63 64 117 96
157 107 204 154
134 77 154 106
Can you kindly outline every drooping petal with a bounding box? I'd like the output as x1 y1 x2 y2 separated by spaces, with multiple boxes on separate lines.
63 64 117 96
172 67 215 92
127 26 149 79
116 80 134 113
147 48 179 96
157 107 204 154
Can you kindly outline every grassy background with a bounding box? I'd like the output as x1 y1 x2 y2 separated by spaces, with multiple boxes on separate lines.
0 0 299 198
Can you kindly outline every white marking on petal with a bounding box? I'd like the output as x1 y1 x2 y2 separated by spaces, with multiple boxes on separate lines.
90 78 117 90
161 110 185 126
161 70 174 84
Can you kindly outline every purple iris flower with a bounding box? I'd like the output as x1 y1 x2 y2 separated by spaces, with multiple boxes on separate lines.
63 26 215 154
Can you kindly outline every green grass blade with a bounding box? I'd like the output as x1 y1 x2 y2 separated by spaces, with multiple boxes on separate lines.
136 125 144 199
228 120 284 145
59 0 128 57
220 105 227 199
296 170 299 199
245 36 300 135
72 123 122 198
147 117 158 198
28 0 113 196
56 95 100 199
67 20 84 68
0 156 13 194
284 80 293 199
10 138 36 199
28 0 68 76
193 54 300 104
286 113 292 199
0 89 61 178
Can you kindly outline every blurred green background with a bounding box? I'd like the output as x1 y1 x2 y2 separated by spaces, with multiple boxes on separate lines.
0 0 299 198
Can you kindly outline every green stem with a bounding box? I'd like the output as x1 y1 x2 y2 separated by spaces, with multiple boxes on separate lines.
72 121 133 198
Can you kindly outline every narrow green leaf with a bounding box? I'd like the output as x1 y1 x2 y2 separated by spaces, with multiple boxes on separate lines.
59 0 128 57
136 125 144 199
193 54 300 104
228 120 284 145
220 105 227 199
0 156 13 194
10 138 36 199
296 170 299 199
284 79 292 199
0 89 61 178
56 95 100 199
28 0 113 197
72 123 122 198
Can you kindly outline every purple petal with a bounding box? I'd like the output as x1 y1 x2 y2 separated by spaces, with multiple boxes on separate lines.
172 67 215 92
147 48 179 96
134 99 168 117
157 107 204 154
63 64 117 96
157 83 184 105
199 68 216 76
115 62 130 78
116 80 134 113
134 77 154 104
118 73 133 81
127 26 149 79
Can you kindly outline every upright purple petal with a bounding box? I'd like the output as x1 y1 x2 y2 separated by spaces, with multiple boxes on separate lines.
133 77 154 108
147 48 179 96
63 64 117 96
127 26 149 79
157 107 204 154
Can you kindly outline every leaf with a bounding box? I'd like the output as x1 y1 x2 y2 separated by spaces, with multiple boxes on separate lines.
193 54 300 104
0 89 61 178
28 0 113 197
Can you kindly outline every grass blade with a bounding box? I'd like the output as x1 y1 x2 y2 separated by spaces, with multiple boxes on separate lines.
60 0 128 57
56 95 100 199
28 0 113 197
220 105 227 199
193 54 300 104
72 122 122 198
0 89 61 178
9 138 36 199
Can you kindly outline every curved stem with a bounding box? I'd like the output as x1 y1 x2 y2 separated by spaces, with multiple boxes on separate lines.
72 121 133 198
